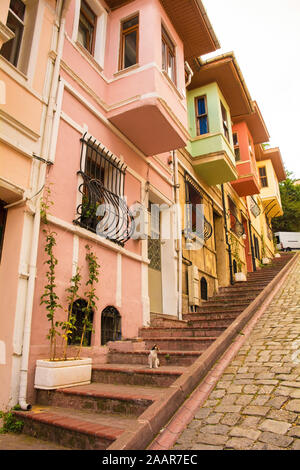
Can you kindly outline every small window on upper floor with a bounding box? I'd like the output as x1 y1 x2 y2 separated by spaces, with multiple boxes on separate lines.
0 0 25 67
233 132 240 161
195 96 209 136
119 15 139 70
78 0 97 55
259 166 268 187
162 25 176 84
220 100 230 142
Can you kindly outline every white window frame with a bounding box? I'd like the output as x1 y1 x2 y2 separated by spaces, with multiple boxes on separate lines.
0 0 41 81
72 0 107 69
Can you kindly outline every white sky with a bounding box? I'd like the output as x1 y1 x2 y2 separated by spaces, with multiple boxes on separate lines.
201 0 300 179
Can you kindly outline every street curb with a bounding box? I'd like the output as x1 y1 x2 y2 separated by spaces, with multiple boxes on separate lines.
107 253 299 451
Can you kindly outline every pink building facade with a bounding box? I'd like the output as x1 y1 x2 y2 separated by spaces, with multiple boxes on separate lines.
0 0 219 407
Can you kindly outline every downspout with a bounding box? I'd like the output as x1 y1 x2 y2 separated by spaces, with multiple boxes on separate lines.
248 220 256 272
221 184 234 285
173 150 182 321
18 0 69 411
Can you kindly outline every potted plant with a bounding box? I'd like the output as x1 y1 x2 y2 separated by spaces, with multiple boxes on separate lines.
231 233 246 282
34 190 99 390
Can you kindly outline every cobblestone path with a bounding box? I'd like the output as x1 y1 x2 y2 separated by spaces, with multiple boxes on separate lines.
173 256 300 450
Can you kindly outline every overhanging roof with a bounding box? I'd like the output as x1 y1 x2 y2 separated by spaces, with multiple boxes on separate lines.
255 146 286 182
233 101 270 144
188 53 270 144
105 0 220 60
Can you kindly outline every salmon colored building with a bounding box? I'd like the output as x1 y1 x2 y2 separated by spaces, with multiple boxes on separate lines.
0 1 287 416
0 0 220 409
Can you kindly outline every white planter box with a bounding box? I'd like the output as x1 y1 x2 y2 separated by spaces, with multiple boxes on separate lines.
275 253 281 258
262 257 271 264
34 358 92 390
234 272 247 282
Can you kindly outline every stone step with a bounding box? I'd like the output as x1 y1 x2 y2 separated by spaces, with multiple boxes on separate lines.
91 363 184 387
139 326 226 339
183 312 240 322
13 406 134 450
197 301 250 310
107 350 200 366
143 336 217 351
187 318 234 328
35 382 165 417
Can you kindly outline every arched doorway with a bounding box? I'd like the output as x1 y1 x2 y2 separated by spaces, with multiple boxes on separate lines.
101 306 122 345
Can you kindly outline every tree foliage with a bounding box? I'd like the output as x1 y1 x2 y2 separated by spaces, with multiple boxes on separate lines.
272 171 300 232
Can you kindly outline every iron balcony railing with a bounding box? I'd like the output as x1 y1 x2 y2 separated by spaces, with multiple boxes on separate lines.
74 134 135 246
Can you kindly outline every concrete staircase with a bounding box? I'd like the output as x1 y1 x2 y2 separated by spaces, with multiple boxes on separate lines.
13 253 295 450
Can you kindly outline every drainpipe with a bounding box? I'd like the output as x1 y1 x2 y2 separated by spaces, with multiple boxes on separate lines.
173 150 182 320
248 220 256 272
221 184 234 285
18 0 69 411
184 61 193 87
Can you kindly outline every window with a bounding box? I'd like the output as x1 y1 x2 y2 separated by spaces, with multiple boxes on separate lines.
184 175 213 242
119 15 139 70
195 96 209 136
220 101 230 142
253 235 260 260
101 306 121 345
161 25 176 83
228 197 244 237
67 299 93 346
77 0 97 54
0 201 7 262
259 166 268 187
75 134 134 245
0 0 25 67
233 132 240 161
200 277 208 300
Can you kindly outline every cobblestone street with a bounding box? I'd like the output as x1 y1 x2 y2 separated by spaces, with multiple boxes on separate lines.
173 255 300 450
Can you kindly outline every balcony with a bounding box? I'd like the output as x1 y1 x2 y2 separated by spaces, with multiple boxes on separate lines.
107 63 189 157
187 133 237 185
256 146 286 219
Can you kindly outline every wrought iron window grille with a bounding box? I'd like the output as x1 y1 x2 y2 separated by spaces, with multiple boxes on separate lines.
184 172 213 242
101 306 122 345
74 134 135 246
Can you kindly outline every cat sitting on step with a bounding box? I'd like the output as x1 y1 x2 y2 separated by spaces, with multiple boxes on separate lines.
148 344 160 369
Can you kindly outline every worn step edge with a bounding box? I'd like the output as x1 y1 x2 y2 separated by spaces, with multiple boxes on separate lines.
107 253 298 450
13 410 124 443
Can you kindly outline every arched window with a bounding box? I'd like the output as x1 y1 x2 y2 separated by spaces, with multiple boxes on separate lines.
68 298 94 346
101 306 122 345
200 277 208 301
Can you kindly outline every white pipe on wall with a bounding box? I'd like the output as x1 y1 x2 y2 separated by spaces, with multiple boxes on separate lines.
173 150 182 321
18 0 70 411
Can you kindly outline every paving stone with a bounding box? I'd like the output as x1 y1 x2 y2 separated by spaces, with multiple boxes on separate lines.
205 413 223 425
288 426 300 438
267 396 289 409
194 408 211 419
199 424 230 436
235 395 253 406
242 406 270 417
291 439 300 450
243 385 259 394
216 405 242 414
284 399 300 413
225 437 253 450
259 419 291 435
268 409 298 424
195 433 228 446
220 413 241 426
250 395 270 406
241 416 261 428
229 426 261 441
258 431 293 448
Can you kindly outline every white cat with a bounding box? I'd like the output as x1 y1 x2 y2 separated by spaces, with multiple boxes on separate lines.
148 344 160 369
